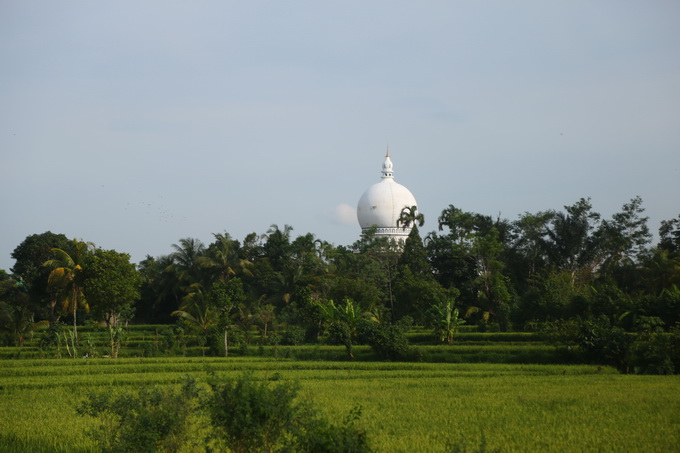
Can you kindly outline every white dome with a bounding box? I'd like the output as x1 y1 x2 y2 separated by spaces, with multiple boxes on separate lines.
357 153 418 239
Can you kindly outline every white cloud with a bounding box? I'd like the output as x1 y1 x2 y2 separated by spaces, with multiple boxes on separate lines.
330 203 358 227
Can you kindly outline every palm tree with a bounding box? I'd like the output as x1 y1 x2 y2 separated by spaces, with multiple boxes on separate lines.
139 254 182 321
264 224 293 271
397 205 424 230
43 239 93 341
170 238 207 288
171 285 218 355
200 232 253 283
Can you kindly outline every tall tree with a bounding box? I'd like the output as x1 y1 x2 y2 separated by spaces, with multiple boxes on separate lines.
659 214 680 257
543 198 601 284
264 224 293 271
207 278 247 356
433 205 514 327
361 234 401 316
137 255 180 323
170 238 207 289
11 232 72 286
10 232 73 321
509 211 554 283
81 249 141 327
596 196 652 273
43 239 94 340
398 226 431 276
200 232 252 283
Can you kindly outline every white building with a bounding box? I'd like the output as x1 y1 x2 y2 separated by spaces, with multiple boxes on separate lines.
356 152 418 241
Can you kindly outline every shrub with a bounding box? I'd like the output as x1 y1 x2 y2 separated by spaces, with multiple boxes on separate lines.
77 378 199 452
206 374 370 452
78 373 372 452
629 323 680 375
294 406 370 453
327 322 354 358
283 325 306 346
265 332 282 346
541 316 632 371
357 317 412 360
630 332 675 375
576 317 631 369
206 373 302 452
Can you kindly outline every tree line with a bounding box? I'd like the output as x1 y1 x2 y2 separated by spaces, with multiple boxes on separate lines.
1 196 679 356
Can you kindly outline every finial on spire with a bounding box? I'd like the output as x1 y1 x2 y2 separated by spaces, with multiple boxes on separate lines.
386 144 390 158
381 149 394 179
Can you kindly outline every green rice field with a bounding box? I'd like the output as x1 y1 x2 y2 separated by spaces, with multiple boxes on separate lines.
0 356 678 452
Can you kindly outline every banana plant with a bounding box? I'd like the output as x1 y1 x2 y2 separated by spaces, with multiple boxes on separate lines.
431 299 466 344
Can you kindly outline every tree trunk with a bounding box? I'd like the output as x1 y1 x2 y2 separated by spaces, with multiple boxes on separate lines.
72 286 78 345
49 297 58 324
224 328 229 357
73 305 78 347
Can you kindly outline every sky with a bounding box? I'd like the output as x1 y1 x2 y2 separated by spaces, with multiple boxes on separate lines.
1 1 679 272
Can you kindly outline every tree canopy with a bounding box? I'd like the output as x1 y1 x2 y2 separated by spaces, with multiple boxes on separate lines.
2 196 678 343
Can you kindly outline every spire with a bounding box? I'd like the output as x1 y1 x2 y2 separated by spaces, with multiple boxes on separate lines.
381 151 394 179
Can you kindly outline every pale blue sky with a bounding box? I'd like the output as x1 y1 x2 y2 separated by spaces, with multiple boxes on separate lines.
1 1 679 271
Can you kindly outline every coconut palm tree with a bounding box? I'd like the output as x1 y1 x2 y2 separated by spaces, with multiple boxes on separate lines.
171 285 218 354
397 205 424 230
43 239 93 341
170 238 207 288
200 232 253 283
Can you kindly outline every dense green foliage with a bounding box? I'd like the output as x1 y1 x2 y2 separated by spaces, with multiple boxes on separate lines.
1 198 679 373
81 249 141 327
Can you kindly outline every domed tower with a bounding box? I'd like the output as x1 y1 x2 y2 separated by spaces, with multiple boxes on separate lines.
357 152 418 241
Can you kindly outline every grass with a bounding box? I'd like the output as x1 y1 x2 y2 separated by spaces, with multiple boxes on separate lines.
1 325 677 451
0 357 678 452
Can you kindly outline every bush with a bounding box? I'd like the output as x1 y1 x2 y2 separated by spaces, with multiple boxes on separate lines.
541 316 632 371
78 378 199 452
577 317 631 369
357 317 412 360
629 323 680 375
206 373 301 452
78 373 372 452
630 333 675 375
541 316 680 374
207 374 370 452
283 325 306 346
294 406 371 453
327 322 354 358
